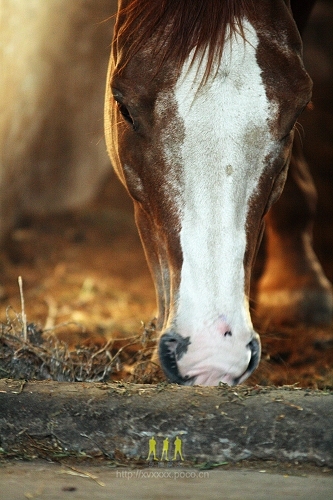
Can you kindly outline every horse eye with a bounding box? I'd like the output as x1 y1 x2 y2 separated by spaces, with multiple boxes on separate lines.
117 102 132 123
115 101 138 131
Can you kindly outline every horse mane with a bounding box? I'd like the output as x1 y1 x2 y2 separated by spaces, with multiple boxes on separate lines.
113 0 252 83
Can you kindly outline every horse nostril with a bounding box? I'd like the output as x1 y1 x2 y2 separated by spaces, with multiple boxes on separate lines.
232 336 261 386
246 337 261 374
158 332 193 385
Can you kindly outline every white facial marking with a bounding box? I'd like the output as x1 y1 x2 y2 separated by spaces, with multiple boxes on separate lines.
169 21 279 383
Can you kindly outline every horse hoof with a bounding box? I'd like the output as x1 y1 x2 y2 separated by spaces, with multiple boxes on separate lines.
255 286 333 326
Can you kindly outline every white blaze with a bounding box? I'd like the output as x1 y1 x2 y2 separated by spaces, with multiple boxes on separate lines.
174 21 276 344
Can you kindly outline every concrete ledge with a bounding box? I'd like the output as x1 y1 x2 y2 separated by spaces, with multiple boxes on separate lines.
0 380 332 466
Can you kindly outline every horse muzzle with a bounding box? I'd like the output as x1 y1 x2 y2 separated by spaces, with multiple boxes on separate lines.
158 331 261 386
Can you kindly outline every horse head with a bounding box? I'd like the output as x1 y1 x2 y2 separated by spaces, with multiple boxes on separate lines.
105 0 312 385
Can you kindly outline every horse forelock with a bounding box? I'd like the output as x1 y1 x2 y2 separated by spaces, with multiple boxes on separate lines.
113 0 252 83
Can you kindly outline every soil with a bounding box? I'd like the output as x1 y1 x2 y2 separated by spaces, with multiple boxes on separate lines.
0 175 332 389
0 461 332 500
0 381 332 468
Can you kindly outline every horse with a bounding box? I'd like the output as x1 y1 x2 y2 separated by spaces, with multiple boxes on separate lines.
105 0 333 386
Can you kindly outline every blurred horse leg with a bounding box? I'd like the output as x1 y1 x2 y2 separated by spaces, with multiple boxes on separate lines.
256 133 333 325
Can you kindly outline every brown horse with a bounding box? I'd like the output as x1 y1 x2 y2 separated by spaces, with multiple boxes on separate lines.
105 0 332 386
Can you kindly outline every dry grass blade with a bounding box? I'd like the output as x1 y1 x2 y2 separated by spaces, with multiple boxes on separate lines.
18 276 27 341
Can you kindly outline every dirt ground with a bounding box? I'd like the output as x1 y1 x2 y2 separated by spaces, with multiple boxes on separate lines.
0 461 332 500
0 175 332 389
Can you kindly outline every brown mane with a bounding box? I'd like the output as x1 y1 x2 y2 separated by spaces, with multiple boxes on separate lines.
113 0 252 82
